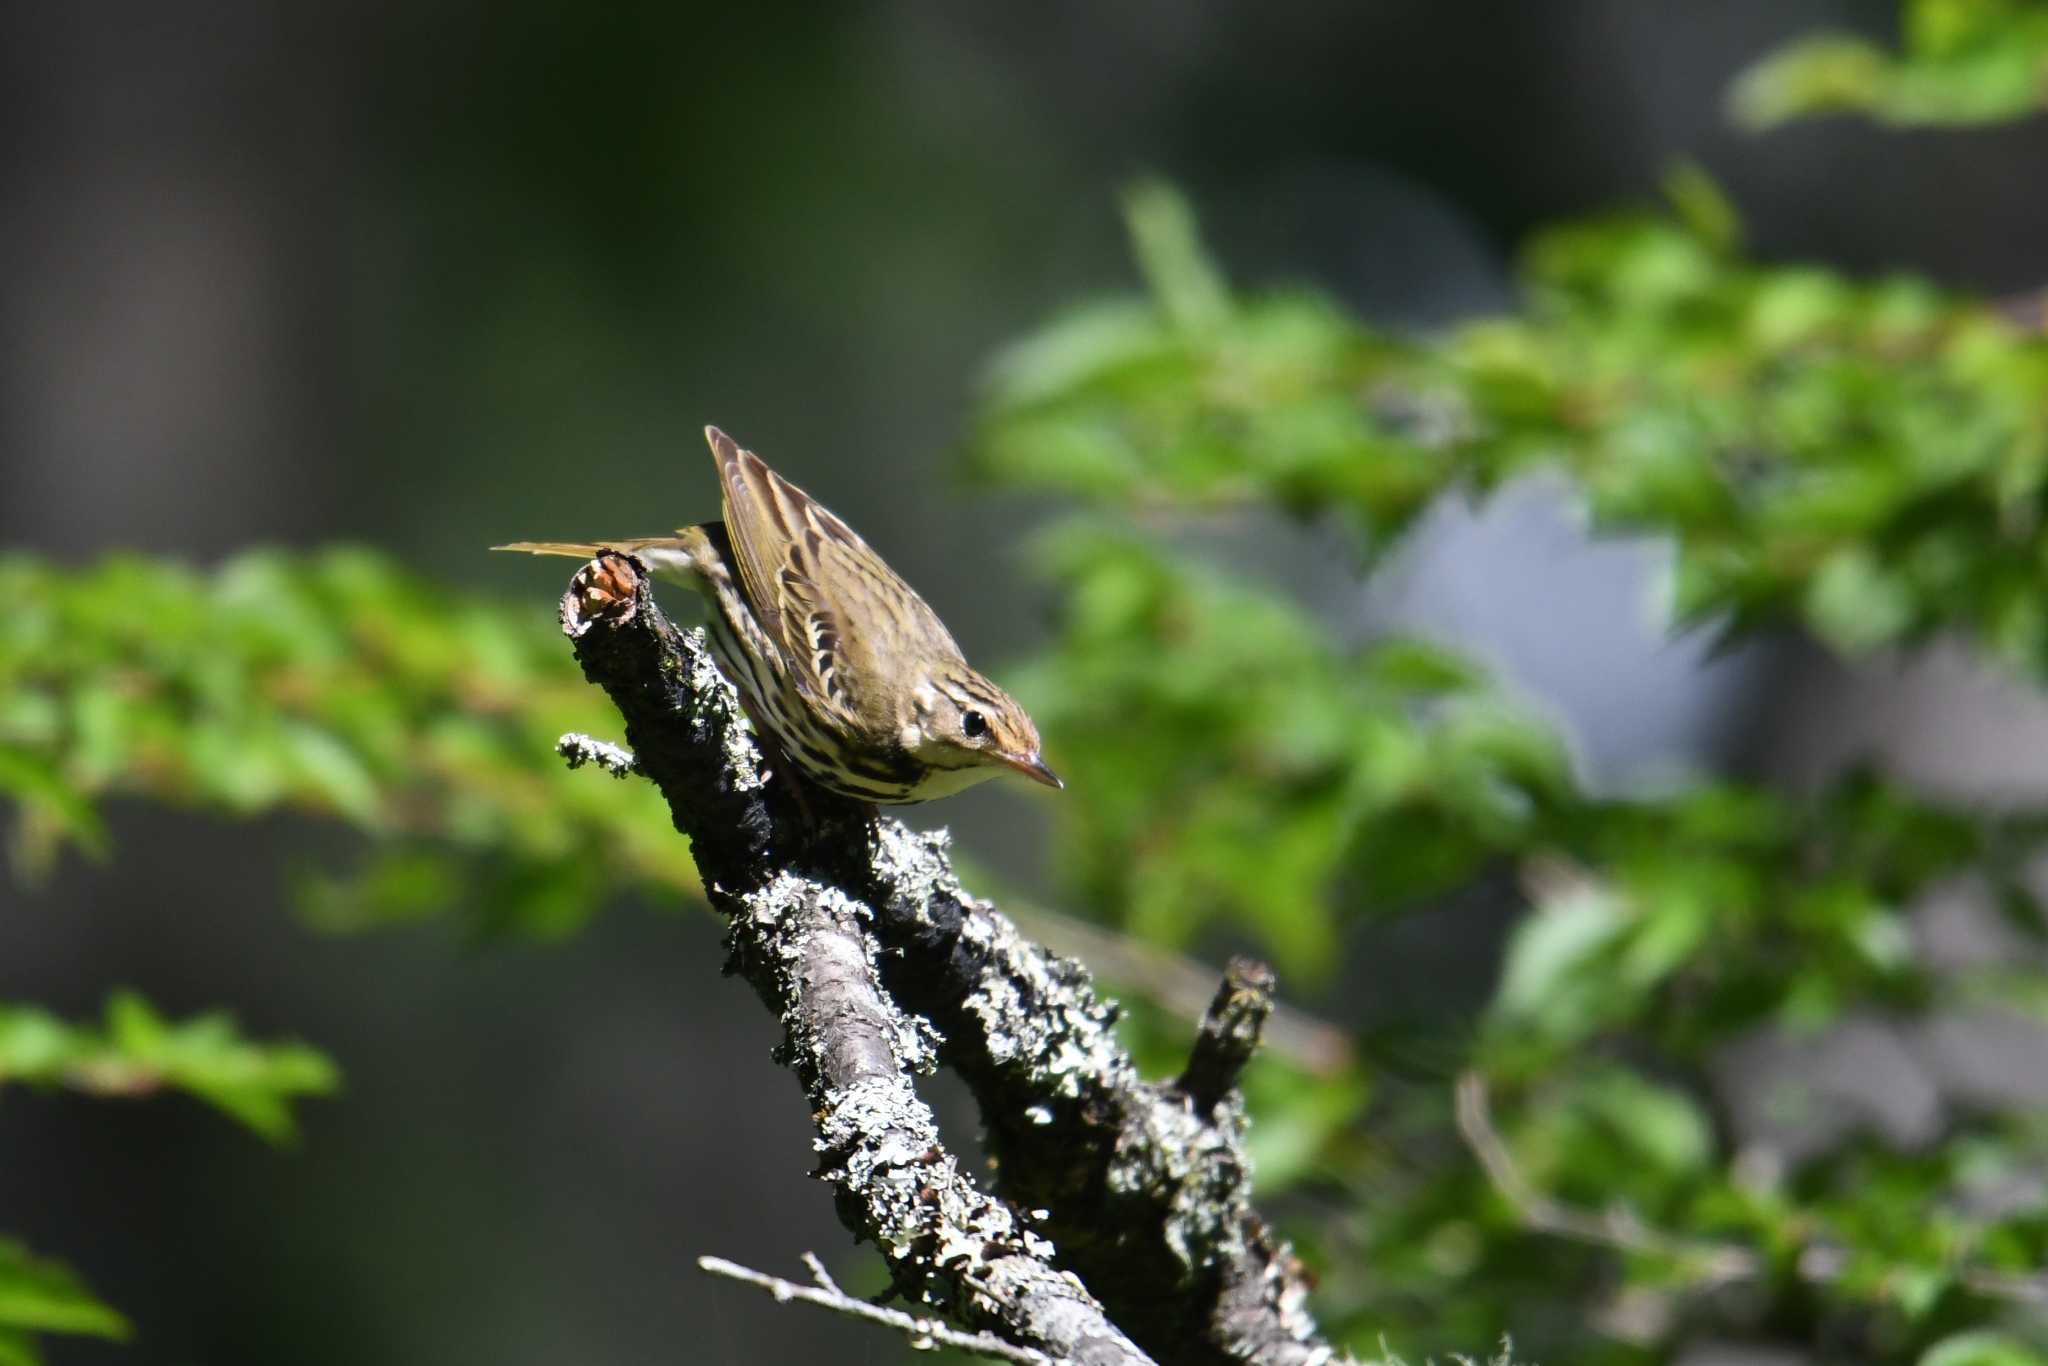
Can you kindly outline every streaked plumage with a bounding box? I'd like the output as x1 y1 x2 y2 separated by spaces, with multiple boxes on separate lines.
496 426 1061 805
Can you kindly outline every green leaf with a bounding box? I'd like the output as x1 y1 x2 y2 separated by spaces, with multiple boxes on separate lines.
1242 1060 1370 1191
1490 885 1628 1042
1583 1073 1712 1176
1730 3 2048 128
1728 33 1891 128
293 847 471 933
0 994 337 1143
1359 639 1485 695
0 1240 129 1342
1662 161 1744 254
102 991 339 1144
979 299 1173 413
1804 547 1917 654
1122 180 1231 334
1920 1331 2048 1366
0 1326 38 1366
279 720 385 826
0 747 108 874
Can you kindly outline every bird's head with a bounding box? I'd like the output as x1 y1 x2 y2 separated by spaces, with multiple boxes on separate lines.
900 665 1062 794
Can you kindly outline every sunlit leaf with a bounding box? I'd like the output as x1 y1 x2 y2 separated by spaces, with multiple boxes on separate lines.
0 1240 129 1343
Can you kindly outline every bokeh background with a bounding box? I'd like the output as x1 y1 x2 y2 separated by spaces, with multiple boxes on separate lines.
7 2 2048 1362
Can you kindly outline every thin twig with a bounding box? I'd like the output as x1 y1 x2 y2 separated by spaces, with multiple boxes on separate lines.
699 1256 1059 1365
799 1250 842 1297
1455 1070 1756 1283
1455 1070 2048 1304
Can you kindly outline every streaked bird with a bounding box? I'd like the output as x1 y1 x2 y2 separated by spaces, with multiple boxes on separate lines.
496 426 1061 805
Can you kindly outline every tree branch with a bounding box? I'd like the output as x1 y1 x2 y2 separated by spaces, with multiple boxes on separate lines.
555 552 1333 1366
1178 957 1278 1113
728 867 1147 1363
1454 1070 1756 1283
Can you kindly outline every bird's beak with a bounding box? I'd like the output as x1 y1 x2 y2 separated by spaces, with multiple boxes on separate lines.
997 750 1064 791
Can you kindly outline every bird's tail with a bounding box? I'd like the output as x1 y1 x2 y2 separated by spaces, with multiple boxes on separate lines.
492 534 707 586
494 539 608 558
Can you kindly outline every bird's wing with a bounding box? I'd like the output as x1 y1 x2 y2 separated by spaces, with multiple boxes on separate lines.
704 425 961 717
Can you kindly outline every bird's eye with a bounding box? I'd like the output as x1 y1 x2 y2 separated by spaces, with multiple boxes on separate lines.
961 709 989 740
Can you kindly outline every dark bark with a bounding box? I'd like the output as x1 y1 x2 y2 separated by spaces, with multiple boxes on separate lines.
558 552 1334 1366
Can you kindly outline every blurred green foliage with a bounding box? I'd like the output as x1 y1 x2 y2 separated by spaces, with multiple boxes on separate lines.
971 175 2048 1363
0 551 699 932
0 1238 130 1366
1731 0 2048 127
0 550 703 1363
982 176 2048 671
9 5 2048 1361
1008 524 1575 976
0 992 335 1143
0 991 331 1362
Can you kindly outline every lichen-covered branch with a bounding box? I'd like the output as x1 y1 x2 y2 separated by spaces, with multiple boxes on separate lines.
556 552 1332 1366
856 837 1329 1366
723 868 1150 1364
554 731 638 778
1178 958 1278 1113
560 555 1148 1364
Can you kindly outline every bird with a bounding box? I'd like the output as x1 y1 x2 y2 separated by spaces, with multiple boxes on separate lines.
495 425 1062 805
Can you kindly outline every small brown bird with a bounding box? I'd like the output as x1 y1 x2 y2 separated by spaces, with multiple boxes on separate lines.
497 426 1061 804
